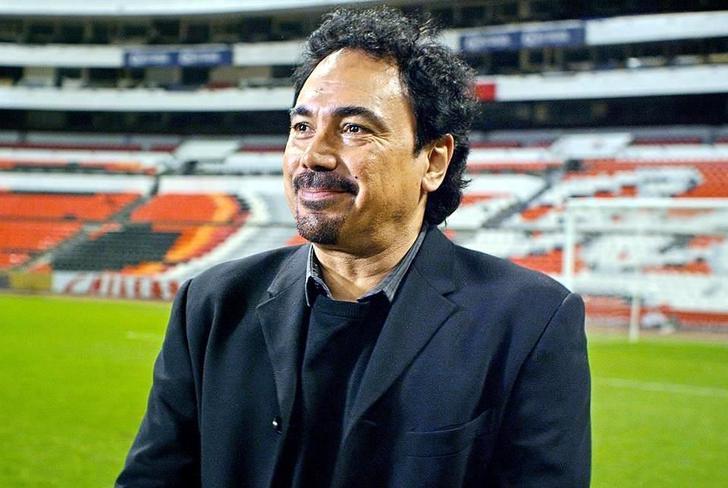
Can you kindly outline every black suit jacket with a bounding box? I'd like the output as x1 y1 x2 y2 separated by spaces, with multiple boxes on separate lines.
117 228 590 487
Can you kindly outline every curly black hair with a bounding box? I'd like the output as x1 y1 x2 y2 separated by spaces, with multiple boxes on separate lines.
292 6 478 225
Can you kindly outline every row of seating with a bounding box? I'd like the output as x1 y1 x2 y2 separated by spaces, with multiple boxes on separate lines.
0 141 177 152
679 163 728 198
52 223 181 272
509 161 728 228
0 221 82 252
582 295 728 329
510 249 585 275
130 193 247 224
0 190 250 227
0 251 30 268
631 136 704 145
157 223 240 264
0 159 157 174
0 192 139 221
0 147 172 175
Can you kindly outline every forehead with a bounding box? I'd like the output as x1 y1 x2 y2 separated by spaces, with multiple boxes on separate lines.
295 49 409 115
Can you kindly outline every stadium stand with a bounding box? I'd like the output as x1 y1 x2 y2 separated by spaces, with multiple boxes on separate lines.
0 173 151 272
2 133 726 326
0 1 726 328
50 191 250 273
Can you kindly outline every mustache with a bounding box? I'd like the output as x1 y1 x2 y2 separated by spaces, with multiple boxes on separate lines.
293 171 359 195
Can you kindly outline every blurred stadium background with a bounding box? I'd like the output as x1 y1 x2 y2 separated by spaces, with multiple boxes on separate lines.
0 0 726 486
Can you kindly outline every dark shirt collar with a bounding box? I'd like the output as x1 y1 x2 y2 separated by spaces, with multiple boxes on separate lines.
305 225 427 306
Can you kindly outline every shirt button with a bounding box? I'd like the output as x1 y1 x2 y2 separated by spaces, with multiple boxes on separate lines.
272 416 282 434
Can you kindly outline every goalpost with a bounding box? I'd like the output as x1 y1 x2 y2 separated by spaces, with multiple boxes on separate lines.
562 198 728 341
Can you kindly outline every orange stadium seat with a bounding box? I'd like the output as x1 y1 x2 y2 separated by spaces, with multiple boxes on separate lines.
631 136 704 145
471 141 521 148
510 249 585 275
679 163 728 197
583 295 633 323
131 193 244 224
520 205 554 221
688 235 725 248
157 223 240 263
0 221 81 251
0 192 138 221
0 141 144 151
0 159 154 174
665 310 728 329
0 251 30 269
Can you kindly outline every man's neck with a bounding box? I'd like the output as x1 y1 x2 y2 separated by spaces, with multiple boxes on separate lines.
312 224 423 302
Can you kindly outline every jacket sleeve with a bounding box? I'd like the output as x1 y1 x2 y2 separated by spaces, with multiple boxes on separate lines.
488 292 591 487
116 279 201 487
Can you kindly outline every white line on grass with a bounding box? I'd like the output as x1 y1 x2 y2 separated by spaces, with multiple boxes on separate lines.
125 331 163 342
596 377 728 398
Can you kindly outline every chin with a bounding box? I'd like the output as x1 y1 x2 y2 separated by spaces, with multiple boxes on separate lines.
295 213 345 245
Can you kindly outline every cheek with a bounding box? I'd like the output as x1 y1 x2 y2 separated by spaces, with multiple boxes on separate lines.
348 150 422 207
282 151 296 176
282 156 298 204
386 156 425 195
353 171 401 212
283 176 294 198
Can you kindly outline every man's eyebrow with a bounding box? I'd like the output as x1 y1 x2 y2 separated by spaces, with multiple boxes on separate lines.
333 105 387 131
289 104 388 131
289 106 311 119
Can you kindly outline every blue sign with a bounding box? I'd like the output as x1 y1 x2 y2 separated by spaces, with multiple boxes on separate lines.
124 46 233 68
460 24 585 54
461 31 520 53
521 26 585 49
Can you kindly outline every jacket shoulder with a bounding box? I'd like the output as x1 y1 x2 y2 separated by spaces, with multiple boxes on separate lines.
451 242 571 306
186 245 304 303
447 243 583 372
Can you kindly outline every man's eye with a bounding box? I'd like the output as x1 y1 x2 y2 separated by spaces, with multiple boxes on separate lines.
291 122 310 133
343 124 366 134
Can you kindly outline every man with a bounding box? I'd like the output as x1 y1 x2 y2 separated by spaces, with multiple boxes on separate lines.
117 7 590 487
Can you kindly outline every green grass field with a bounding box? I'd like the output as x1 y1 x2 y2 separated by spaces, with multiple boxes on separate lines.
1 294 727 487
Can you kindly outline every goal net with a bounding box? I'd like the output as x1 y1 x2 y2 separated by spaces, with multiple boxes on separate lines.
562 198 728 338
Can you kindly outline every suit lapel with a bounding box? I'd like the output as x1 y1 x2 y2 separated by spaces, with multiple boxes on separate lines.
343 228 458 440
255 245 309 433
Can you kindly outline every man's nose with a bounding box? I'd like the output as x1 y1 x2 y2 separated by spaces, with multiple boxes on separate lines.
299 131 338 171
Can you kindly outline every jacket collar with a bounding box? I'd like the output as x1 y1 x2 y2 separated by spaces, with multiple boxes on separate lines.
304 225 428 305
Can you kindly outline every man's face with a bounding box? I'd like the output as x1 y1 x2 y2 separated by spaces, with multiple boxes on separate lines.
283 49 430 252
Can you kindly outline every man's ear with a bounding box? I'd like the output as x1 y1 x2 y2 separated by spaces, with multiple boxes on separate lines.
422 134 455 193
